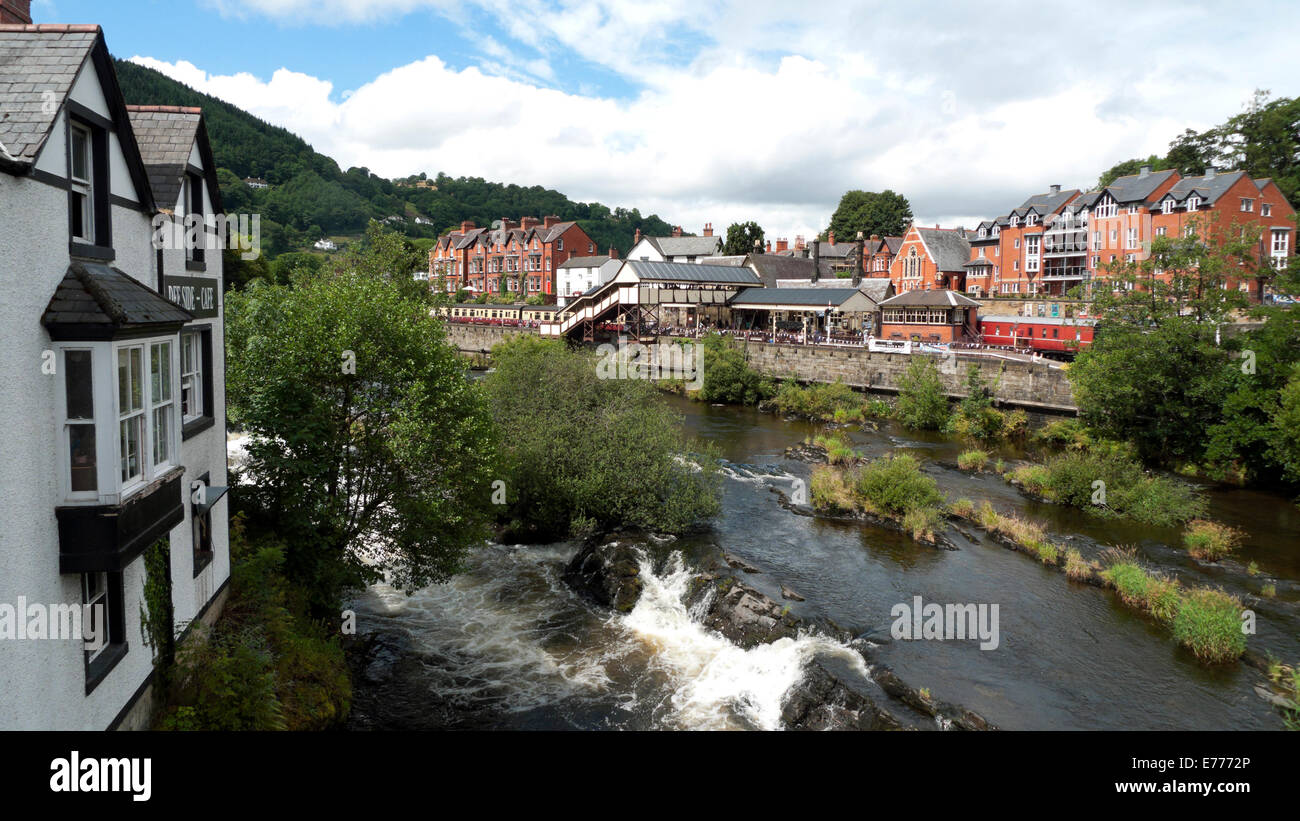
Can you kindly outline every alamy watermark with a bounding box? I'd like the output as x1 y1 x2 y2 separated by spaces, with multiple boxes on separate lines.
151 212 261 261
596 339 704 390
0 597 106 652
891 595 1000 650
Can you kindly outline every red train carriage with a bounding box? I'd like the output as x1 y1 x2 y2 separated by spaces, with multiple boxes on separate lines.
977 314 1096 359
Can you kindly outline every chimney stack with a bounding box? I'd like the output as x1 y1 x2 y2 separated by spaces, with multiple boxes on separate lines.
609 246 618 259
0 1 32 23
500 217 517 232
1139 165 1151 177
672 225 682 238
775 238 788 253
703 222 713 237
543 214 560 228
460 220 476 233
1050 184 1061 194
853 232 865 287
634 228 642 244
827 230 835 246
765 240 772 253
1205 165 1217 179
811 236 821 282
521 216 541 230
795 235 805 251
754 238 764 255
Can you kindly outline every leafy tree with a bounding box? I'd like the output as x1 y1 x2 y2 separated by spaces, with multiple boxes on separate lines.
483 336 722 541
1069 229 1249 464
722 221 765 256
328 221 427 302
827 190 913 240
894 357 949 430
225 262 496 615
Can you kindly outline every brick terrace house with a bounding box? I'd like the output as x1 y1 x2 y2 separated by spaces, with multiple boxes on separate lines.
889 224 972 292
429 215 595 300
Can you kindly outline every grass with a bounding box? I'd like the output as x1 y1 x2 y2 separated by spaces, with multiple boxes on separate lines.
948 497 976 518
956 449 990 471
770 379 888 423
812 431 860 465
1096 549 1246 664
1262 583 1277 598
1009 446 1206 527
1182 519 1244 561
809 454 947 543
1064 548 1093 581
967 502 1062 565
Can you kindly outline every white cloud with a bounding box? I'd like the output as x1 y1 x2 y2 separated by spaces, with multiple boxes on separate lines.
142 0 1300 239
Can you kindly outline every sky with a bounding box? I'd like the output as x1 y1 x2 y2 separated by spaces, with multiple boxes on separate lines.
32 0 1300 240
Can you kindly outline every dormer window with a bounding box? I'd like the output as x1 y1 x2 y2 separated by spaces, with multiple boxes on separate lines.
1187 196 1200 212
1026 214 1037 226
1161 199 1174 214
181 172 206 265
1009 216 1019 227
992 226 1000 237
69 122 99 245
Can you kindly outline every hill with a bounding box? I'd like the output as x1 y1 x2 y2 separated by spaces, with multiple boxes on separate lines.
112 58 677 260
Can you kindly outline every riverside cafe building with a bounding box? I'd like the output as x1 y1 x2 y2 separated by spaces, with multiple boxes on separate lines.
876 288 981 343
725 288 880 339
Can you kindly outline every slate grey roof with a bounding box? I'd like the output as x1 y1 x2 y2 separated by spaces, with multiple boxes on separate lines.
1159 170 1249 207
746 253 819 287
916 227 972 272
0 25 100 165
42 261 192 336
729 288 862 307
127 106 201 211
558 255 613 269
857 278 893 304
879 289 980 308
1104 168 1178 204
625 260 760 284
646 235 724 257
815 241 856 257
1016 188 1079 214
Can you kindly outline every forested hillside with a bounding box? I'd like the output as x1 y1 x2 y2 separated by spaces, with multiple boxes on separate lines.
112 58 676 260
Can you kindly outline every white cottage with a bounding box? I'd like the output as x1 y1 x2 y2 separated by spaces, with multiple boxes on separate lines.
0 19 231 730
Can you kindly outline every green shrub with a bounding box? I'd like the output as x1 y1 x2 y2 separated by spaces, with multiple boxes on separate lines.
903 505 947 542
1171 589 1247 663
853 453 944 518
894 357 950 430
1033 417 1092 450
772 379 876 421
809 465 854 513
948 497 976 518
1011 447 1206 526
957 449 989 471
699 334 774 405
1183 519 1244 561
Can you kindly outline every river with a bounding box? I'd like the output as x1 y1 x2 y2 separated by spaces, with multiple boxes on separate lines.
346 394 1298 730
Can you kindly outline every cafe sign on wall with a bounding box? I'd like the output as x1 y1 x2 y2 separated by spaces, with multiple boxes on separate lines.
164 275 219 319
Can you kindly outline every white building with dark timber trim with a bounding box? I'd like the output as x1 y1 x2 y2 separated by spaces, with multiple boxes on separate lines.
0 17 231 730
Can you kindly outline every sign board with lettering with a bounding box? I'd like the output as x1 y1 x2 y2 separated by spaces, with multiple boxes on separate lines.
163 275 219 319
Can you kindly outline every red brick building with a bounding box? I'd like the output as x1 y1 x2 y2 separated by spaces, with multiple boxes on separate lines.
429 215 595 300
889 224 972 292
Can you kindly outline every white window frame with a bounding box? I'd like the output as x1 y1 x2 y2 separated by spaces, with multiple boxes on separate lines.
114 337 179 500
70 122 94 244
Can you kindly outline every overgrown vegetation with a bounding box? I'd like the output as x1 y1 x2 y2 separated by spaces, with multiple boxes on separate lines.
768 379 888 422
945 365 1027 442
956 449 990 471
810 454 947 541
1183 520 1245 561
484 336 722 541
1009 444 1206 527
893 357 949 430
697 334 775 405
156 517 351 730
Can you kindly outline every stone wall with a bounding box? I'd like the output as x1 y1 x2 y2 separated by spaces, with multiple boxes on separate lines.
441 323 1077 413
724 339 1077 412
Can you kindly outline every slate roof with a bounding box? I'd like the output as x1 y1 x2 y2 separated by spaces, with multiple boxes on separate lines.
1104 168 1178 204
126 105 201 212
646 235 724 257
624 260 760 284
42 262 193 337
557 255 613 269
1158 170 1249 207
746 253 819 287
729 288 863 307
916 227 972 272
0 24 100 165
879 289 981 308
857 278 893 304
1016 188 1080 214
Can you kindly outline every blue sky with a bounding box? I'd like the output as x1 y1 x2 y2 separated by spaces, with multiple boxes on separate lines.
29 0 1300 237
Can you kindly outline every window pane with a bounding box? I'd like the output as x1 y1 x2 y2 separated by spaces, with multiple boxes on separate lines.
152 405 171 466
69 423 97 492
71 191 87 239
64 350 93 419
120 416 141 482
151 342 172 403
71 128 88 180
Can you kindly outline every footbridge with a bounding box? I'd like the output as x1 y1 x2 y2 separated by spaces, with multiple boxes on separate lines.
540 259 761 341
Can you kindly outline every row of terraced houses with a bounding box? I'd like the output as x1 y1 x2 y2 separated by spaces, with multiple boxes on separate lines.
430 165 1294 305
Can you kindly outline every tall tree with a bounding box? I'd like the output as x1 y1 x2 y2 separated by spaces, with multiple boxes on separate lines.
827 190 913 240
225 260 496 614
722 221 766 255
